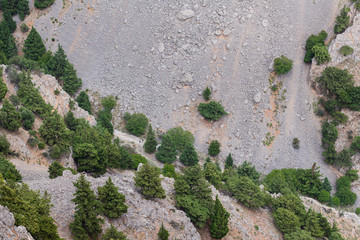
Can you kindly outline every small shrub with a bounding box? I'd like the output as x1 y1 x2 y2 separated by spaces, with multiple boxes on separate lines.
304 30 327 63
130 154 147 169
339 45 354 56
198 101 227 121
164 127 194 152
208 140 220 156
162 163 176 178
8 56 40 71
0 135 10 155
332 111 348 124
125 113 148 136
0 156 22 182
20 23 29 33
334 6 350 34
54 89 60 95
49 145 61 159
292 137 300 149
101 96 116 110
202 86 211 101
273 55 293 75
355 208 360 215
330 197 340 206
76 91 92 114
0 76 7 101
69 99 75 110
318 190 331 203
9 95 20 106
48 161 64 179
102 225 127 240
38 141 45 150
313 45 331 64
19 107 35 130
345 169 359 182
27 137 38 148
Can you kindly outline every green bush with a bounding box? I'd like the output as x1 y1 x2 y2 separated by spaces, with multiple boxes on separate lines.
102 225 127 240
321 121 338 146
0 156 22 182
38 141 45 149
101 96 116 110
27 137 38 148
208 140 220 156
130 154 147 169
61 63 82 95
5 65 21 84
34 0 55 9
179 143 199 166
284 230 314 240
292 137 300 149
345 169 359 182
332 111 348 124
23 27 46 61
355 208 360 215
164 127 194 152
9 95 20 106
273 208 301 234
202 86 211 101
124 113 148 136
304 30 327 63
163 163 176 178
39 111 71 148
19 107 35 130
158 223 170 240
156 135 177 164
0 76 8 101
339 45 354 56
318 190 331 203
204 161 222 189
335 176 357 206
0 20 17 60
144 124 157 153
198 101 227 121
48 161 64 179
313 45 331 64
237 161 261 184
334 6 350 34
8 56 39 71
134 163 166 199
209 196 230 239
76 91 92 114
0 135 10 155
0 99 21 131
20 23 29 33
324 99 339 115
273 55 293 75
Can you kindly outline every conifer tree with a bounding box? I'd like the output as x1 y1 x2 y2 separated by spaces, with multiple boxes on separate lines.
322 177 332 192
204 157 211 169
76 91 92 114
97 177 128 218
17 0 30 21
179 143 198 166
102 225 127 240
0 75 8 101
0 99 21 131
0 21 17 59
3 10 16 33
225 153 233 169
303 210 324 238
46 44 68 78
61 62 82 95
155 135 177 163
158 222 170 240
23 27 46 61
65 111 79 131
208 140 220 156
134 163 166 199
39 111 71 147
202 86 212 101
210 195 230 239
70 174 102 240
144 124 157 153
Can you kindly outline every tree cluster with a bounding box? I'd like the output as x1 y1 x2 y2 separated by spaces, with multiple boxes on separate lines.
304 30 327 63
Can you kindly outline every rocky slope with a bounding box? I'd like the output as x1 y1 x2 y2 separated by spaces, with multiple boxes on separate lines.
0 205 34 240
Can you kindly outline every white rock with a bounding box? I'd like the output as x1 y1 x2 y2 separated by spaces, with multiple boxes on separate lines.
254 92 262 103
176 10 195 21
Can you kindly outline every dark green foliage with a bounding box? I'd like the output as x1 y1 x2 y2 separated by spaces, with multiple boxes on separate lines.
208 140 220 156
356 208 360 215
198 101 227 121
134 163 165 199
3 10 16 33
330 197 340 206
0 73 7 101
124 113 148 136
1 0 29 20
0 20 17 60
38 141 45 149
335 176 357 206
339 45 354 56
46 44 67 78
164 127 194 152
202 86 211 101
225 153 233 169
321 121 338 146
204 161 222 189
273 55 293 75
48 161 64 179
304 30 327 63
322 177 332 192
180 143 198 166
144 124 157 153
27 137 38 148
162 163 176 179
318 190 331 203
329 232 345 240
73 143 103 174
226 175 266 208
8 56 39 71
237 161 261 184
102 225 127 240
0 135 10 155
156 135 177 163
23 28 46 61
76 91 92 114
0 174 60 239
334 6 350 34
333 111 348 124
37 50 53 69
130 154 147 169
19 107 35 130
34 0 55 9
0 99 21 131
273 208 300 234
313 45 331 64
20 23 30 33
174 165 213 227
303 210 324 238
345 169 359 182
210 196 230 239
97 109 114 135
61 63 82 95
0 156 22 182
158 223 169 240
101 96 116 110
65 111 79 131
70 174 102 240
335 148 352 168
49 144 61 159
9 95 20 106
284 230 314 240
17 71 52 116
98 177 128 218
292 137 300 149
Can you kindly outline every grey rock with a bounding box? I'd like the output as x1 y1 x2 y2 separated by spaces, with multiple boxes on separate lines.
176 10 195 21
253 92 262 103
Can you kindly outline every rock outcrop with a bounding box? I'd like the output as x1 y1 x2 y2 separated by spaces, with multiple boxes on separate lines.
0 205 34 240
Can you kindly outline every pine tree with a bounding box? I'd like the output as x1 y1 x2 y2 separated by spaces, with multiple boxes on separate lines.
303 210 324 238
70 174 103 240
322 177 332 192
134 163 166 199
158 222 170 240
210 195 230 239
46 44 68 78
76 91 92 114
3 10 16 33
144 124 157 153
225 153 233 169
97 177 128 218
155 135 177 163
102 225 127 240
61 62 82 95
65 111 79 131
179 143 198 166
208 140 220 156
202 86 211 101
23 27 46 61
17 0 30 21
0 75 8 101
204 157 211 168
0 21 17 59
0 99 21 131
39 111 71 147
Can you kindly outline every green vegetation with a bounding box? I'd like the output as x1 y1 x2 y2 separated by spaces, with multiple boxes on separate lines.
144 124 157 153
162 163 177 179
292 137 300 149
156 135 177 163
23 28 46 61
76 91 92 114
20 23 29 33
313 45 331 64
0 99 22 131
198 101 227 120
130 154 147 169
70 174 103 240
237 161 261 184
0 134 10 155
62 63 82 95
0 71 8 101
158 223 170 240
204 160 222 189
208 140 220 156
97 96 116 135
225 153 233 169
304 30 327 63
273 55 293 75
210 195 230 239
124 112 148 136
97 177 128 218
0 156 22 182
19 107 35 130
202 86 211 101
0 173 60 239
1 0 30 21
339 45 354 56
134 163 166 199
102 225 128 240
164 127 194 152
48 161 65 179
335 174 357 206
333 111 348 124
334 6 350 34
179 143 199 166
34 0 55 9
0 20 17 61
